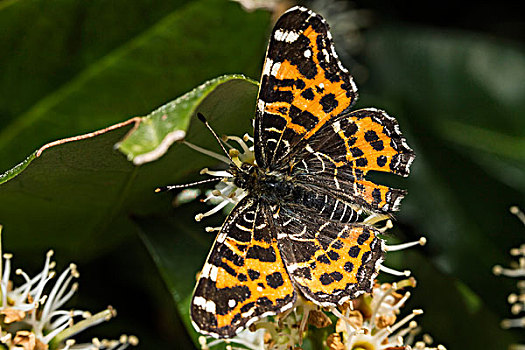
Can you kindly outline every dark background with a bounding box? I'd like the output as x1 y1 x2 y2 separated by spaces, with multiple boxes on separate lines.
0 0 523 349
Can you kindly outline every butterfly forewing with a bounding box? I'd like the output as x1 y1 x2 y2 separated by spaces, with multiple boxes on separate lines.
255 7 357 170
191 196 296 338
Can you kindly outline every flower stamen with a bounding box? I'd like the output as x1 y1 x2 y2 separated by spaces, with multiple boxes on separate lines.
385 237 427 252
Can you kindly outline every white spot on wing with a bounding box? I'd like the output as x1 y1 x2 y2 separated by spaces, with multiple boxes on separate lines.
349 78 357 92
242 308 255 318
209 265 218 282
193 296 206 308
274 29 300 43
257 99 265 113
205 300 216 313
216 231 227 243
304 49 312 58
228 299 236 308
332 121 341 133
235 223 252 232
337 60 348 73
270 61 281 76
322 48 330 61
262 58 273 76
201 264 211 278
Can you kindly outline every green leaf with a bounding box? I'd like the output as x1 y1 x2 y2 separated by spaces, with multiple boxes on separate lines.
118 74 258 165
0 0 192 128
0 75 259 259
0 0 269 174
134 206 218 344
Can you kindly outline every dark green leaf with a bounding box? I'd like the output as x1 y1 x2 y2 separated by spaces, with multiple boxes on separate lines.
0 0 192 128
134 206 217 345
0 0 269 174
0 75 259 260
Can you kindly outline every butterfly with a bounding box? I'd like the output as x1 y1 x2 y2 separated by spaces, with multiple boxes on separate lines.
189 6 415 338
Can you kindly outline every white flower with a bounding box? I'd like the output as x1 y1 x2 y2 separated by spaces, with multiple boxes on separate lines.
330 278 445 350
493 206 525 330
176 132 255 229
0 236 137 350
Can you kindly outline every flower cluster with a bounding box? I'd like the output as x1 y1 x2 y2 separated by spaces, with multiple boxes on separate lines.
199 278 445 350
493 206 525 331
0 237 138 350
327 278 445 350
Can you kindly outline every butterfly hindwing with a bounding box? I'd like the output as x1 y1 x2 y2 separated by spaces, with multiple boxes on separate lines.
255 6 358 170
191 196 296 338
276 206 383 305
289 108 415 213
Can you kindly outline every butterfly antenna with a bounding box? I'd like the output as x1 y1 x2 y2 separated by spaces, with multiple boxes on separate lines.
155 177 222 193
197 113 239 168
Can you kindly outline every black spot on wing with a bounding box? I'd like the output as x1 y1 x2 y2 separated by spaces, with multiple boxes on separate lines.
240 302 255 313
331 240 343 249
357 230 370 245
248 269 260 280
301 87 315 100
350 147 364 158
377 155 388 167
317 254 330 264
319 271 343 285
365 130 384 151
355 158 368 167
294 267 312 280
344 261 354 273
256 296 273 307
246 245 277 262
289 104 317 131
348 246 360 258
319 93 338 113
327 250 340 260
339 118 358 138
259 75 294 104
266 272 285 289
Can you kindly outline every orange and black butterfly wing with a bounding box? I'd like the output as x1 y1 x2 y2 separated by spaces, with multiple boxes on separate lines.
190 196 296 338
276 205 383 305
254 6 357 170
290 108 415 213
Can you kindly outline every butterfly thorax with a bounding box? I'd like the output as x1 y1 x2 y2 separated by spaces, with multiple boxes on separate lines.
231 163 292 202
230 163 359 223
